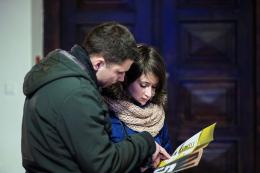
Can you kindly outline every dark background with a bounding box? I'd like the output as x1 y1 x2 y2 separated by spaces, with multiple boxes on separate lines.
44 0 259 172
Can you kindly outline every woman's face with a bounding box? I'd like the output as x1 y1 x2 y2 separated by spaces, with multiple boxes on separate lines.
127 72 158 106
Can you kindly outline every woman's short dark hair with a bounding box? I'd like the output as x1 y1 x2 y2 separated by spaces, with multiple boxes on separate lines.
82 21 139 64
103 44 167 106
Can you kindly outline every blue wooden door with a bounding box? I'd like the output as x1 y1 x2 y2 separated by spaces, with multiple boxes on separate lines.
44 0 255 172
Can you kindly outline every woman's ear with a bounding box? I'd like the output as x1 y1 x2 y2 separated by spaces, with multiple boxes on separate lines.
90 56 105 70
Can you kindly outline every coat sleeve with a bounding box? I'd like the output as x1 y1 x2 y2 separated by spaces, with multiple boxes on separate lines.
56 86 155 173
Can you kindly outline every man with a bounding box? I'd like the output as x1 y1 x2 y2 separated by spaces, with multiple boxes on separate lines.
22 22 169 173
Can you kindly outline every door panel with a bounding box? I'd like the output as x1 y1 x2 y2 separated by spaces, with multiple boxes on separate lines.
59 0 153 50
162 0 254 173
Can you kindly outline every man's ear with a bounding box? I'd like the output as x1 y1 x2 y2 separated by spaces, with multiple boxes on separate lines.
90 56 105 71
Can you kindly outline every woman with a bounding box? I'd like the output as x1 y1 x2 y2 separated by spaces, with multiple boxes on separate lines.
103 44 173 171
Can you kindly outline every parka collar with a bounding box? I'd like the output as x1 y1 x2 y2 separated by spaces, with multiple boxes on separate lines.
70 44 99 89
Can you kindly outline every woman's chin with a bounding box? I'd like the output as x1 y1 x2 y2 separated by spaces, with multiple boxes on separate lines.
139 100 148 106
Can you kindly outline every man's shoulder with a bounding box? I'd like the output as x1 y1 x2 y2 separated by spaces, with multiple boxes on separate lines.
49 76 98 95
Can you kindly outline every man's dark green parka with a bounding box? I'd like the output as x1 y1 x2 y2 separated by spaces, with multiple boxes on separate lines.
22 45 155 173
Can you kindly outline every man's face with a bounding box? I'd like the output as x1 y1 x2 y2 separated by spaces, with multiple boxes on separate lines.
96 59 133 88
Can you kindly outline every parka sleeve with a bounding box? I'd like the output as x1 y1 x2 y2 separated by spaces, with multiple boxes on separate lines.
56 86 156 173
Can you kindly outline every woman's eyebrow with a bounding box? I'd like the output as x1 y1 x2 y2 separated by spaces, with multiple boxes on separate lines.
139 80 150 84
140 80 158 87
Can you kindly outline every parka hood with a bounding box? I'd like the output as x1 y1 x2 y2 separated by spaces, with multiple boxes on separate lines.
23 48 91 96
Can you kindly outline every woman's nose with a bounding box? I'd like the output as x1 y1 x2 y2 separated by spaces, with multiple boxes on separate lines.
144 87 152 98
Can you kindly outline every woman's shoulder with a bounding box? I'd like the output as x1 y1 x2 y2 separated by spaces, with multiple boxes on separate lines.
109 111 121 123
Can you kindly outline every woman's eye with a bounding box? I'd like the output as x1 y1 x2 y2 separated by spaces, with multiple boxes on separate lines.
140 84 147 88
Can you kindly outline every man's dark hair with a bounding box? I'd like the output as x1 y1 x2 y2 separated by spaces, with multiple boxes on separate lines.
82 21 139 64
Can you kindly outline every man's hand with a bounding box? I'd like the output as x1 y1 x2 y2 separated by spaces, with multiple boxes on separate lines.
152 142 171 168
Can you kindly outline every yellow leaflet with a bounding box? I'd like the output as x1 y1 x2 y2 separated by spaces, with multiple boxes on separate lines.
196 123 216 149
158 122 216 168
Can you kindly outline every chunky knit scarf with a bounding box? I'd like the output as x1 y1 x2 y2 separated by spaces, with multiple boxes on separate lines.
105 98 165 137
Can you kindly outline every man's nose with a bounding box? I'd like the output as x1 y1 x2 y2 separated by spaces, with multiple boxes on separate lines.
118 73 125 82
